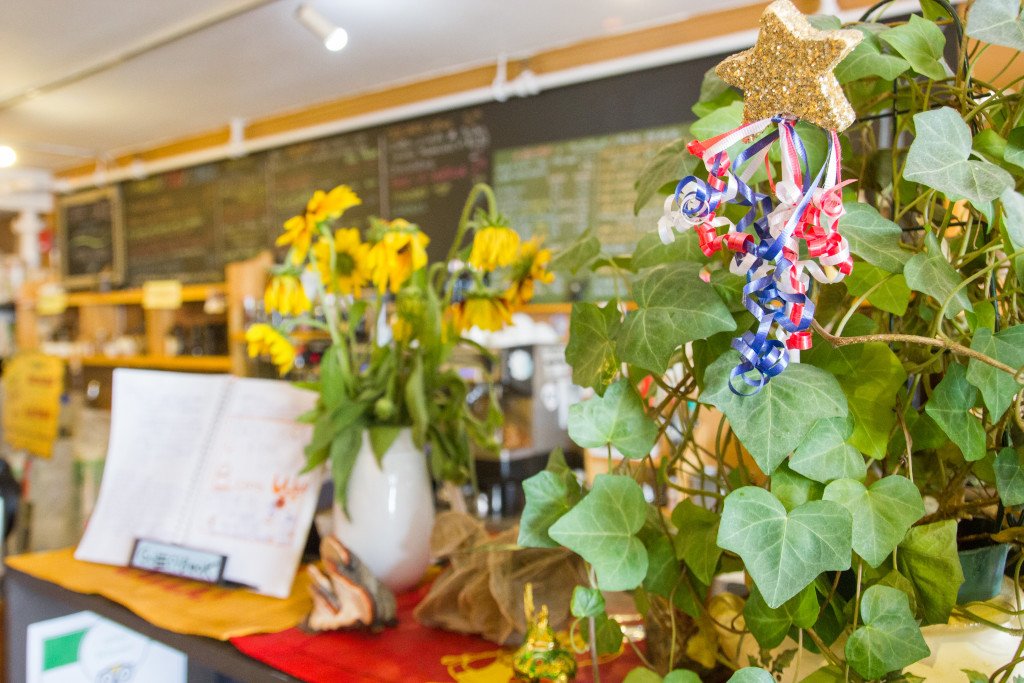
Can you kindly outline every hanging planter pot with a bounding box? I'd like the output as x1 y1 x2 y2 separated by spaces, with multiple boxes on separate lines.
332 428 435 593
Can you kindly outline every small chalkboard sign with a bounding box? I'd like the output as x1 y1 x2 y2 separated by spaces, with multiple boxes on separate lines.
57 186 124 289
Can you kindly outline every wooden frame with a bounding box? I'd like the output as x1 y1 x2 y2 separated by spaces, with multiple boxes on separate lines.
57 185 125 289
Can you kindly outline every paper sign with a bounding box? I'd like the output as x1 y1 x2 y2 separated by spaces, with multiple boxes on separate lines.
142 280 183 310
27 611 186 683
2 352 64 457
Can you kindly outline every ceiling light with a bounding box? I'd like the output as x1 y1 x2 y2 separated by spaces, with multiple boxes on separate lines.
295 3 348 52
0 146 15 167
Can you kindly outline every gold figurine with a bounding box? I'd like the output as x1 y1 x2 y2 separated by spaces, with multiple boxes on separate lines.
512 583 577 683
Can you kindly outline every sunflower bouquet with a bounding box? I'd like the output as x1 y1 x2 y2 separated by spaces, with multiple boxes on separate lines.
245 183 553 510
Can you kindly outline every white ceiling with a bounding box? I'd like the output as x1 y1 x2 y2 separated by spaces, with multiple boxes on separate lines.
0 0 762 174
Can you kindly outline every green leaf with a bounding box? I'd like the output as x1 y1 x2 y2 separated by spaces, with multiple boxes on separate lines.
549 474 648 590
845 585 931 679
624 669 663 683
641 527 684 601
615 262 736 373
875 568 919 616
994 447 1024 506
718 487 852 607
878 15 952 80
905 232 974 319
519 470 574 548
790 415 867 483
771 462 825 512
966 0 1024 50
550 229 601 274
329 425 364 515
581 613 624 656
632 230 705 269
807 15 842 30
571 586 606 618
904 107 1014 205
967 326 1024 418
367 425 400 463
843 262 911 315
635 136 698 214
925 363 986 461
835 29 910 83
829 342 906 461
664 671 702 683
320 346 346 409
838 204 911 273
403 355 428 447
726 668 777 683
671 498 722 585
999 187 1024 288
566 302 621 396
1005 129 1024 170
823 476 925 568
700 352 847 475
744 582 819 649
897 520 964 625
568 380 659 458
797 665 845 683
545 446 582 500
963 671 990 683
691 101 744 144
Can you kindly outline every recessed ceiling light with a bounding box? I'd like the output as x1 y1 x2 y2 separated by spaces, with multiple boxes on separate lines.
0 146 15 167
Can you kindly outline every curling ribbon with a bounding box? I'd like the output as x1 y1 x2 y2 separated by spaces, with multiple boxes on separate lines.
659 117 854 395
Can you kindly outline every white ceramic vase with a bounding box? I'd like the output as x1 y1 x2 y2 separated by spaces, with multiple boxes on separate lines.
331 428 435 593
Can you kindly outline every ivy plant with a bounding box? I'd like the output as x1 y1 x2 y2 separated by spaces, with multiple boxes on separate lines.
519 0 1024 681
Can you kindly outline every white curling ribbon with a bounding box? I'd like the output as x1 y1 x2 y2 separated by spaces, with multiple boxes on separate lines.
731 252 760 276
775 179 803 207
701 118 774 160
657 215 676 245
766 205 794 239
776 264 810 295
804 260 846 284
749 261 774 281
818 241 851 267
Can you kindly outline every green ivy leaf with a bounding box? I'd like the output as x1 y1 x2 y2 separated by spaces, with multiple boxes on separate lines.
571 586 606 618
549 474 648 590
904 107 1014 205
519 470 575 548
624 669 663 683
772 462 825 511
823 476 925 568
843 262 911 315
797 665 846 683
835 29 910 83
634 136 698 214
671 498 722 585
690 101 744 144
925 363 986 461
615 262 735 374
790 415 867 484
838 204 911 273
1004 129 1024 170
962 671 990 683
725 667 777 683
999 187 1024 287
700 352 847 475
718 487 852 608
967 326 1024 418
663 671 702 683
845 585 931 679
905 232 975 319
632 230 705 269
566 302 621 396
550 229 601 274
966 0 1024 50
744 582 819 650
568 380 659 458
837 343 907 460
581 613 624 656
875 568 919 616
994 447 1024 506
878 15 952 80
897 520 964 625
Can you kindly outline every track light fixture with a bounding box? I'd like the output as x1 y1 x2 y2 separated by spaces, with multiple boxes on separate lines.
0 146 15 167
295 3 348 52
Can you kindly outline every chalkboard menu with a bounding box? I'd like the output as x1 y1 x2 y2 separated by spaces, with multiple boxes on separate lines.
493 124 687 301
267 130 381 235
57 186 124 289
217 154 272 265
384 108 490 259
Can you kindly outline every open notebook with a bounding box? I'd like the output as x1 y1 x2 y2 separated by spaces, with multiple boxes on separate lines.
75 369 322 598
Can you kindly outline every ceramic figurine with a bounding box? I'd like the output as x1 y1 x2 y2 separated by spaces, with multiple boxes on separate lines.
305 535 397 632
512 583 577 683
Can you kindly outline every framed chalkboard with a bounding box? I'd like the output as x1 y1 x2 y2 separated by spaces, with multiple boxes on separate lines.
57 186 125 289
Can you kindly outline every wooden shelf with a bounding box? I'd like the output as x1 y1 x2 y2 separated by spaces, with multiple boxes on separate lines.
79 355 233 372
65 283 227 308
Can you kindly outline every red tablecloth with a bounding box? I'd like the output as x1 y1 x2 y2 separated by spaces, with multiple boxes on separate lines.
231 582 643 682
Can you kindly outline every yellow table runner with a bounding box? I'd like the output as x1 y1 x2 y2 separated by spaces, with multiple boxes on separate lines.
6 548 311 640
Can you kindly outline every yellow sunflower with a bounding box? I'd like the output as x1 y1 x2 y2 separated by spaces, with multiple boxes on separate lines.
311 229 371 296
244 324 296 375
468 225 520 271
277 185 361 265
264 274 311 316
504 237 555 308
366 220 430 293
446 294 512 333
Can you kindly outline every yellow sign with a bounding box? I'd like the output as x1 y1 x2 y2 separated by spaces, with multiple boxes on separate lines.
142 280 183 310
2 352 64 457
36 285 67 316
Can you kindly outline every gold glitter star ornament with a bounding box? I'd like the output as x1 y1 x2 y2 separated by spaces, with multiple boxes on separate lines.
716 0 862 131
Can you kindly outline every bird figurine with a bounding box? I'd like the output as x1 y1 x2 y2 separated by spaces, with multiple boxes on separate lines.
305 535 397 632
